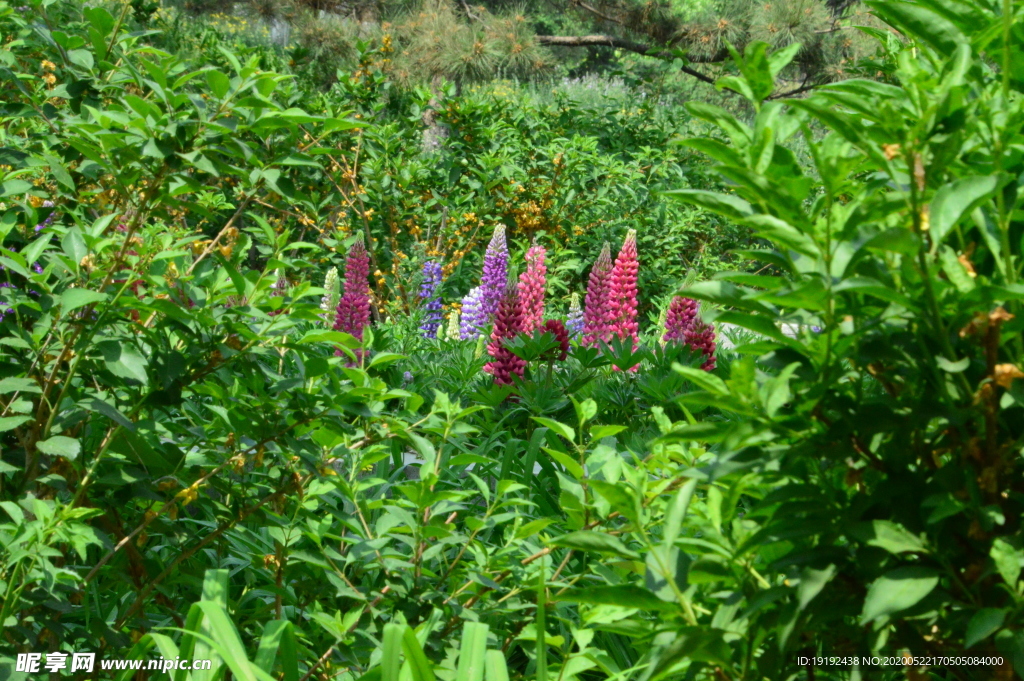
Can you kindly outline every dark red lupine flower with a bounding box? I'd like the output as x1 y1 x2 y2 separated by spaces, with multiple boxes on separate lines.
484 283 526 385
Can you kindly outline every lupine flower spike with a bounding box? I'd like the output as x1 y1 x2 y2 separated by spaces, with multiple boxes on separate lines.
460 286 487 340
419 260 444 338
334 238 371 363
541 319 570 361
609 230 639 371
320 267 340 327
518 243 546 334
480 225 508 320
484 282 526 385
566 292 583 337
662 295 716 371
446 309 461 341
582 243 613 348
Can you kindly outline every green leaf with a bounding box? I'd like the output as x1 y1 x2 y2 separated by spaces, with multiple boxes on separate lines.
456 622 488 681
531 417 574 443
867 0 968 54
36 436 81 460
61 288 107 312
664 478 699 547
483 650 508 681
672 364 729 395
641 628 733 681
206 71 231 99
382 624 404 681
966 609 1006 649
0 377 41 394
662 189 753 221
797 565 837 612
0 416 32 432
542 447 584 480
402 625 436 681
554 584 676 612
254 621 297 681
98 340 149 385
990 539 1022 587
851 520 928 554
549 531 640 560
860 567 939 623
936 355 970 372
929 175 1001 246
68 49 94 70
1 179 32 197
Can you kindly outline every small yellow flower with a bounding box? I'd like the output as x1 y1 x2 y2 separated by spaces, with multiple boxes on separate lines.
41 60 56 71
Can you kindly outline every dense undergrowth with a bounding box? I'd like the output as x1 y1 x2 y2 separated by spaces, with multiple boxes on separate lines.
1 1 1024 680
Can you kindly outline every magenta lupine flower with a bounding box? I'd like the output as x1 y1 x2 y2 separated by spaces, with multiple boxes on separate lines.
419 260 444 338
480 225 508 320
484 283 526 385
663 295 716 371
566 292 583 337
517 244 546 335
334 238 371 361
582 243 613 348
663 296 698 344
685 318 717 371
460 286 487 340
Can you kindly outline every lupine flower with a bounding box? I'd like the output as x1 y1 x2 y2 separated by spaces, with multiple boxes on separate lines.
460 286 487 340
480 225 508 320
484 283 526 385
446 309 461 341
34 210 55 232
320 267 340 327
419 260 444 338
334 238 371 361
609 229 639 345
662 296 698 344
685 318 717 371
517 244 546 334
662 295 715 371
540 319 570 361
582 243 613 347
403 371 414 384
566 292 583 337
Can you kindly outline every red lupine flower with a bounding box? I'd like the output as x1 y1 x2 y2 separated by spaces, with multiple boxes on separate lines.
663 296 698 344
518 244 547 334
609 230 639 371
582 243 614 348
541 319 570 361
484 283 526 385
663 295 716 371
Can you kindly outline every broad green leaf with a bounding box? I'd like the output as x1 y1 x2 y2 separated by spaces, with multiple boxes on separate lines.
930 175 1002 246
965 609 1006 649
36 435 81 460
797 565 837 611
672 364 729 395
382 623 405 681
860 567 939 623
990 539 1022 587
851 520 928 554
61 288 107 312
98 340 149 385
484 650 508 681
664 478 699 547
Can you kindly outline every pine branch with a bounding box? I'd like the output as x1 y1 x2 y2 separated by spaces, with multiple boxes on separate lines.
536 35 721 84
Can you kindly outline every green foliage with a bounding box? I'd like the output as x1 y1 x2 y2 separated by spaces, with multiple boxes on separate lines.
3 1 1024 680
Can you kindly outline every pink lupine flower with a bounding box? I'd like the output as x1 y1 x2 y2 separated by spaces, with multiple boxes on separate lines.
334 238 371 362
517 244 547 334
582 243 613 348
609 229 638 345
484 283 526 385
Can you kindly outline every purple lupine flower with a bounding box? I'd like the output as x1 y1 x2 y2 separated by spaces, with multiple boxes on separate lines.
34 211 55 232
32 263 43 274
459 286 487 340
811 325 822 333
403 371 414 384
419 260 444 338
479 225 508 320
566 292 583 337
